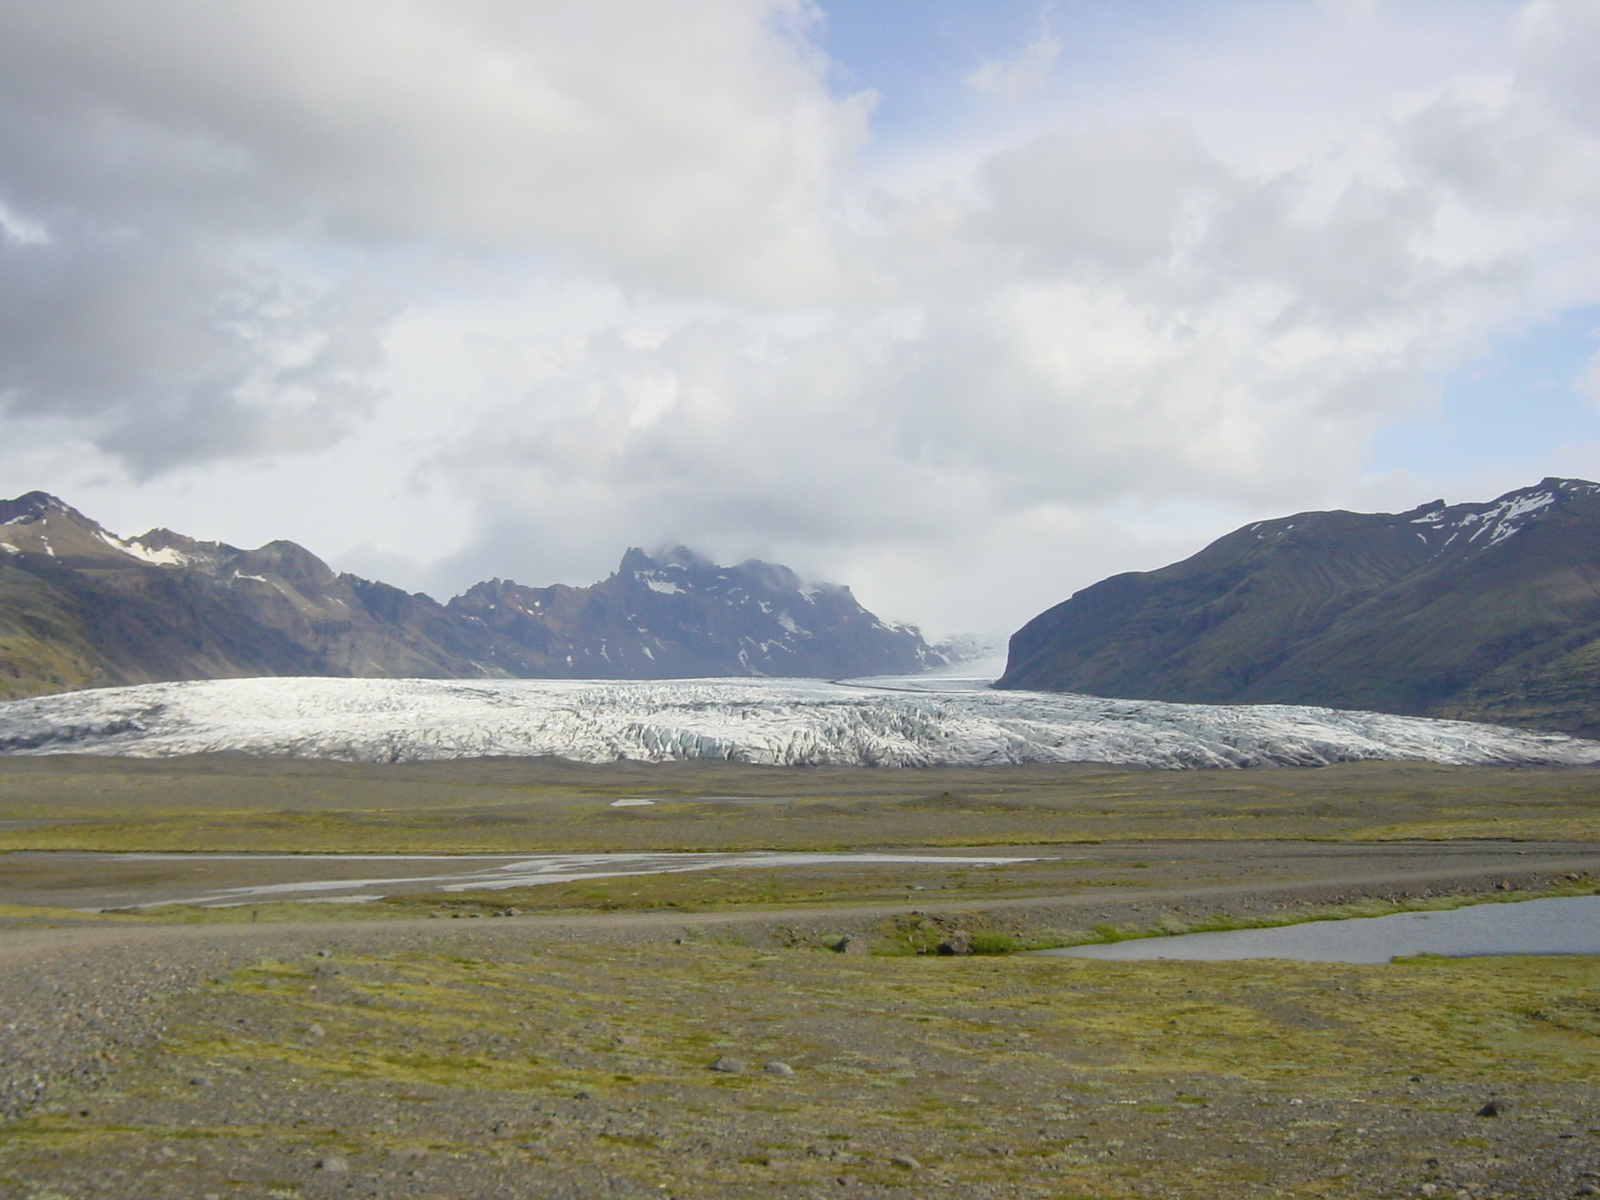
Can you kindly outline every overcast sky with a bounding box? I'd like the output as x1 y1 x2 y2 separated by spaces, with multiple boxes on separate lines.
4 0 1600 637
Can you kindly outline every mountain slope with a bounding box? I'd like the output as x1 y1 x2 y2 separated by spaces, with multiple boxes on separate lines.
996 478 1600 737
0 494 941 698
447 547 940 679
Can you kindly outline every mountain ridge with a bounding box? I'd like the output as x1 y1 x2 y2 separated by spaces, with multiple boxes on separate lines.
996 477 1600 737
0 494 943 698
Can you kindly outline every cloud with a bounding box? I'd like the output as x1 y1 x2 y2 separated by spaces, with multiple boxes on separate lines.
6 1 1600 636
0 200 50 246
0 224 398 474
0 0 867 472
966 30 1062 100
411 0 1600 632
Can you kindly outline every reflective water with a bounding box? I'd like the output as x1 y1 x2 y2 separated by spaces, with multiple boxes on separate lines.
1034 895 1600 963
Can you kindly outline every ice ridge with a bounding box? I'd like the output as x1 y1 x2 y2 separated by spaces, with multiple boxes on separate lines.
0 676 1595 769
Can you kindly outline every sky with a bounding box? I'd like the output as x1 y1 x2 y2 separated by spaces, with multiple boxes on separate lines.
3 0 1600 639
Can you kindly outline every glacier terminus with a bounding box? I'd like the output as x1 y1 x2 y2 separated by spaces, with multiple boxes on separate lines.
0 675 1596 769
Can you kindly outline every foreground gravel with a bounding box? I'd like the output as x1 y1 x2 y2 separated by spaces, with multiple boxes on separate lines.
2 852 1598 1199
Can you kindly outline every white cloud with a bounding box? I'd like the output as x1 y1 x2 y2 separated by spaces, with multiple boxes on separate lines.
0 200 50 246
4 0 1600 636
0 0 868 473
966 30 1062 100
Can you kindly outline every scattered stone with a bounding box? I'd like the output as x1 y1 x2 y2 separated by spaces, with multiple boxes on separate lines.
305 1023 326 1039
314 1156 349 1173
709 1056 745 1074
889 1154 922 1169
573 1090 595 1100
764 1061 795 1078
314 950 331 958
503 908 521 916
936 933 973 956
1477 1100 1503 1117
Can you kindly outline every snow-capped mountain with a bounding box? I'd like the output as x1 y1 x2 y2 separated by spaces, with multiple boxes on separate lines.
1 675 1595 769
0 493 942 699
999 478 1600 738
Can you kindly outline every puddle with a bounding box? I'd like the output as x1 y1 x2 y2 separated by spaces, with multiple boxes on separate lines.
1034 895 1600 963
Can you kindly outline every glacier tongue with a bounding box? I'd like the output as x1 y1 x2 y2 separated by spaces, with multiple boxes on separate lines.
0 676 1596 769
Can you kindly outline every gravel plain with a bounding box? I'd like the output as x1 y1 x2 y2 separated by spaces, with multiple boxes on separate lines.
3 756 1599 1198
1 843 1598 1199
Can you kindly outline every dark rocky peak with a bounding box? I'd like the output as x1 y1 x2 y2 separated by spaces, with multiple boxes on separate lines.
619 545 817 603
0 490 137 565
118 525 340 590
232 540 340 589
121 528 242 570
729 558 808 597
623 545 714 573
0 491 87 527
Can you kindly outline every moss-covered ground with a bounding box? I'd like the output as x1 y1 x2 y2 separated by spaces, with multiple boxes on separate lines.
3 943 1598 1198
2 753 1598 1195
0 756 1597 854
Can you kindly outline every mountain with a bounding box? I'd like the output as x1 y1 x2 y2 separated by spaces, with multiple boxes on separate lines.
996 478 1600 738
0 493 942 699
446 547 939 679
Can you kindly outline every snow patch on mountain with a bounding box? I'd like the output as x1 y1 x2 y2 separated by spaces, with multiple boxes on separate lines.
1 677 1594 770
1408 478 1600 550
100 531 191 567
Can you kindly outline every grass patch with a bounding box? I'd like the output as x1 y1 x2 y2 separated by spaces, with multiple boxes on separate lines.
5 756 1600 854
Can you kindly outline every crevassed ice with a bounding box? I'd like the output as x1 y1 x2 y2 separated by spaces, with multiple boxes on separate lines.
0 676 1596 769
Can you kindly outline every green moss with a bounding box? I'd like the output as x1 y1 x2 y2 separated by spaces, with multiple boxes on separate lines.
7 757 1600 855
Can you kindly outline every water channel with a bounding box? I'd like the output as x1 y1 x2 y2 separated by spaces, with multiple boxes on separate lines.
1034 894 1600 963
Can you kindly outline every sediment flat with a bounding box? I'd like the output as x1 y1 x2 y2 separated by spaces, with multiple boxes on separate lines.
2 756 1598 1198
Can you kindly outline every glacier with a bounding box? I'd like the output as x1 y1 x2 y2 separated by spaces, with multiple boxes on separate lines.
1 675 1597 769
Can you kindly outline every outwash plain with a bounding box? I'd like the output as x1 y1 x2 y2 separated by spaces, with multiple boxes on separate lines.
1 753 1598 1199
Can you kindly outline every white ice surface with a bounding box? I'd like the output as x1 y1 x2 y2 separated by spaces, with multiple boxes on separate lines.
2 676 1597 769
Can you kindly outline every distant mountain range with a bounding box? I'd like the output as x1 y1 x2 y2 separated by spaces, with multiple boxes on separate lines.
0 493 944 699
998 478 1600 738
